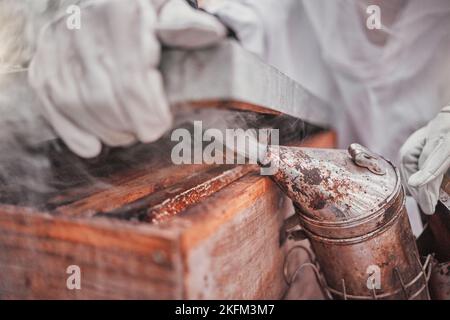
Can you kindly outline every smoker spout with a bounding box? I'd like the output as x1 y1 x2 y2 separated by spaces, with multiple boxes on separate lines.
264 144 397 223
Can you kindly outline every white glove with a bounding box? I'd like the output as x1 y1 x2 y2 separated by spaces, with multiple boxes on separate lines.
29 0 226 158
400 106 450 214
157 0 227 49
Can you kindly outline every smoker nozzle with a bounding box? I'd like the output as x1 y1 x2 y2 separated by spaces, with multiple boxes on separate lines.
262 144 396 221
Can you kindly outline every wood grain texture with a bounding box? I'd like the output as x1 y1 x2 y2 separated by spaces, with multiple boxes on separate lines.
179 174 288 299
55 163 217 218
148 165 256 224
178 174 325 299
0 205 184 299
0 132 336 299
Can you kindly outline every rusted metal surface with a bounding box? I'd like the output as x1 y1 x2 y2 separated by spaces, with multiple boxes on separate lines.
430 261 450 300
267 144 430 299
266 145 396 219
307 208 430 300
264 145 398 239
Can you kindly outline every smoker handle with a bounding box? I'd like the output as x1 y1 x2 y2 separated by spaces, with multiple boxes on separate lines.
348 143 386 175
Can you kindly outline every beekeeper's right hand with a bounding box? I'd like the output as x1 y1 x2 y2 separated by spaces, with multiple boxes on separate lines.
400 106 450 215
29 0 226 158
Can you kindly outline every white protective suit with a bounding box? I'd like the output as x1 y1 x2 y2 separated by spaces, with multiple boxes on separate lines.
207 0 450 164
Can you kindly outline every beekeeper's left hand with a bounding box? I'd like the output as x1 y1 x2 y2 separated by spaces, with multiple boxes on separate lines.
157 0 227 48
400 106 450 214
29 0 226 158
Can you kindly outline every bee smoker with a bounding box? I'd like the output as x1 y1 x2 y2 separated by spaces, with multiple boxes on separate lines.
263 143 432 299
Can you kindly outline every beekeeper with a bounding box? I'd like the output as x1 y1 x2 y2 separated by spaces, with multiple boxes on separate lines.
203 0 450 217
29 0 450 215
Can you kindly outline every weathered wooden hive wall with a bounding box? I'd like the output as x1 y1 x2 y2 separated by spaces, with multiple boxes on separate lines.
0 131 335 299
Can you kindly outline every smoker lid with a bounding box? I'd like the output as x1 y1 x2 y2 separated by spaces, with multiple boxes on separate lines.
268 144 399 224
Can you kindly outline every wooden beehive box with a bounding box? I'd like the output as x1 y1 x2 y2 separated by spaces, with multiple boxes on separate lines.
0 34 336 300
0 130 335 299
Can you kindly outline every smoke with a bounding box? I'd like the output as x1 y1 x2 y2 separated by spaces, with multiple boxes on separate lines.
0 69 110 206
0 0 91 206
173 105 309 164
0 0 312 208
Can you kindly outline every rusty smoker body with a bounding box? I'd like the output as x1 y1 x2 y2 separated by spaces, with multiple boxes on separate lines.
266 144 431 299
304 197 428 299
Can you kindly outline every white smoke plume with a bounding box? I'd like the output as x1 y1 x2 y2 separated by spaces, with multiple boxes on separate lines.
0 0 310 206
0 0 84 204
